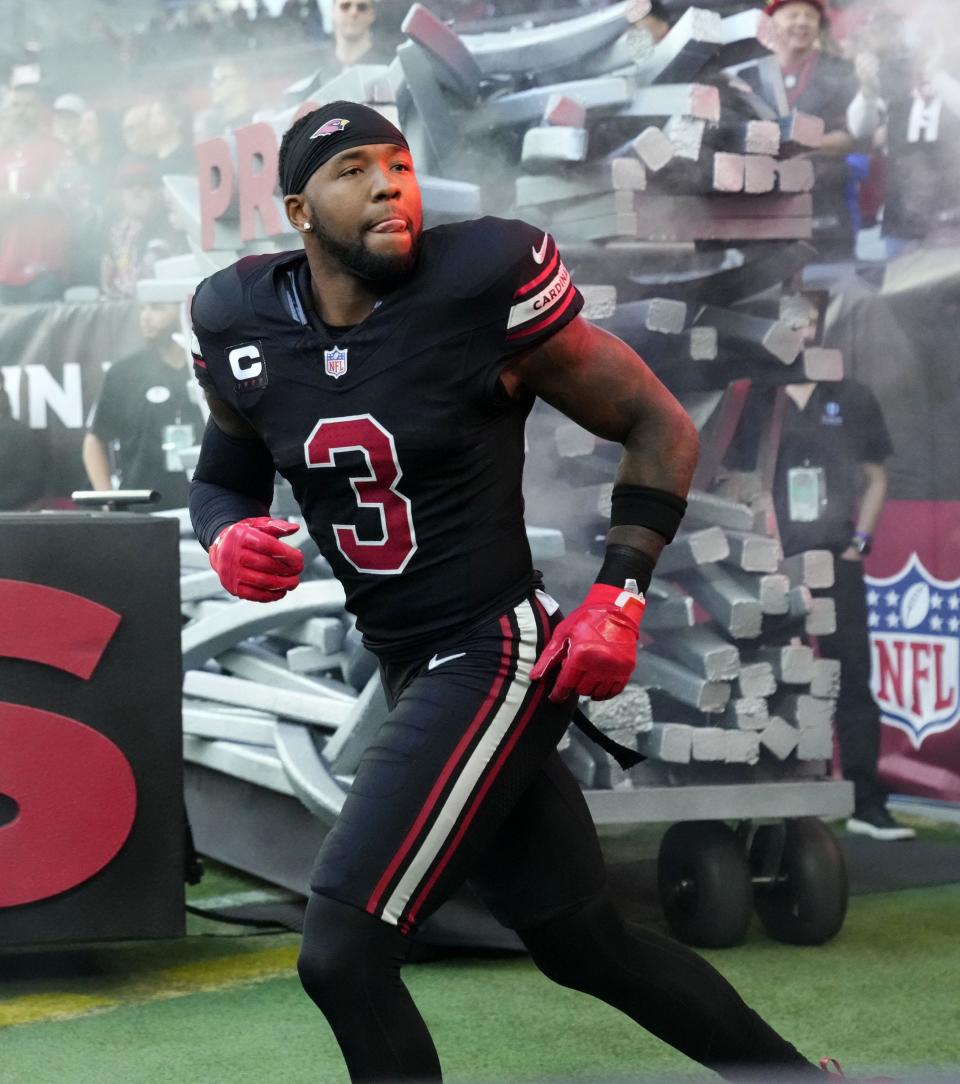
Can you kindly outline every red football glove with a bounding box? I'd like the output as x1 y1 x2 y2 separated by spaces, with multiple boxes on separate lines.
530 583 645 703
209 517 305 603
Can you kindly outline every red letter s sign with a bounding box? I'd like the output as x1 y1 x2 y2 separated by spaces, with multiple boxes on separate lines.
0 580 137 909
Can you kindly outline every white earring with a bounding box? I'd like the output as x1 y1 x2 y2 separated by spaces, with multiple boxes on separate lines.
302 222 312 231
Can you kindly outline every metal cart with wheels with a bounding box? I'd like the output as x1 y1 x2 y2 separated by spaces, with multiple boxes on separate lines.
586 780 853 949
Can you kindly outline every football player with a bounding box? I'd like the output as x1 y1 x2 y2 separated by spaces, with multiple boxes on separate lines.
190 101 826 1082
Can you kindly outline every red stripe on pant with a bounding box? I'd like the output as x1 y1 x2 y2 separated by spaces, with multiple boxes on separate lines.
402 681 548 930
401 601 552 930
364 614 515 918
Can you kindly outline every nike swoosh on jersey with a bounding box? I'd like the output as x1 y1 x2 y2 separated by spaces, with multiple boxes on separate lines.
531 233 550 265
427 651 466 671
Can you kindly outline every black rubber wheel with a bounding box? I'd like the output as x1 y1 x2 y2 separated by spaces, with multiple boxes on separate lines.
657 821 753 948
751 818 849 945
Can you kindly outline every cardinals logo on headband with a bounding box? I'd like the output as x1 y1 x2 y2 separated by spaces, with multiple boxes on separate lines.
310 118 351 139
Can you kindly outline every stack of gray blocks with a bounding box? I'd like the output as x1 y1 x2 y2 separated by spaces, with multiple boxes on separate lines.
384 2 839 393
566 492 840 788
378 1 846 791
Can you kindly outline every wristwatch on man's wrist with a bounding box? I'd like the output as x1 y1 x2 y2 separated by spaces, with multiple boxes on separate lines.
851 531 873 556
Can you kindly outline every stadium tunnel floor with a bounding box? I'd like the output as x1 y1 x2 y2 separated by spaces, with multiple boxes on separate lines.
2 816 959 1084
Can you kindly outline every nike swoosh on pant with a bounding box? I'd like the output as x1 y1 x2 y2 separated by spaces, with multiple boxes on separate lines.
427 652 466 671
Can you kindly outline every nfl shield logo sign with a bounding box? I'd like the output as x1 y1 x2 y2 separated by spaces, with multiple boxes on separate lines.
867 554 960 748
324 346 348 380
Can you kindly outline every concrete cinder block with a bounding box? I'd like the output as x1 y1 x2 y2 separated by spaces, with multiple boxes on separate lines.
694 305 805 365
516 158 647 207
760 716 799 760
479 76 634 129
663 115 707 161
734 661 777 699
636 722 693 764
780 111 825 155
810 658 841 700
655 622 741 681
781 550 835 590
401 3 482 103
634 650 732 712
621 83 721 124
744 155 777 193
720 696 769 731
687 490 759 532
725 730 761 764
691 726 728 762
633 6 723 86
797 721 834 761
654 527 730 575
677 563 764 640
280 617 345 654
748 644 815 684
712 152 746 193
182 670 352 730
775 694 835 730
806 596 837 636
776 156 815 192
588 683 654 734
724 531 782 573
690 326 719 360
632 125 675 172
708 118 780 155
522 126 589 169
578 285 619 321
459 1 650 78
544 93 587 128
285 645 344 674
718 9 784 66
578 26 656 80
644 580 695 631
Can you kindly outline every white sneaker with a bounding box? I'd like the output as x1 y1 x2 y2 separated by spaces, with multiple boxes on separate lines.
846 806 916 841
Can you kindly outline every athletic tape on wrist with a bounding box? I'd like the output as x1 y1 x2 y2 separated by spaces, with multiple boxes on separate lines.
596 544 656 594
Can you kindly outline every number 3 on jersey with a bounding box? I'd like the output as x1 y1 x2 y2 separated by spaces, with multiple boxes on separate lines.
304 414 417 574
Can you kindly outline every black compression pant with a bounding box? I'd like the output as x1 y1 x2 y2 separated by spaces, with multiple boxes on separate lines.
297 596 819 1081
299 889 820 1083
298 758 818 1082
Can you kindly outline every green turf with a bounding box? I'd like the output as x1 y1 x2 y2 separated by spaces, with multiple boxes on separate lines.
3 883 959 1084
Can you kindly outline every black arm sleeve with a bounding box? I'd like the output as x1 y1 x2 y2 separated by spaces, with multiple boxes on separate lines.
189 419 277 549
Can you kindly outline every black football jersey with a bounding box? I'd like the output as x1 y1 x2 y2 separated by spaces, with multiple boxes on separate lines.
192 216 583 658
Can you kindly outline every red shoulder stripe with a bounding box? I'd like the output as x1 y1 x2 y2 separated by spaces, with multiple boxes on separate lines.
513 247 559 301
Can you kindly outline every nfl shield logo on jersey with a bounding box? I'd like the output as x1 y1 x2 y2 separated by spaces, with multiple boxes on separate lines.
324 346 348 379
867 554 960 748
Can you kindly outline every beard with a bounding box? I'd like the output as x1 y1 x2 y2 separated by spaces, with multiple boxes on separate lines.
309 210 420 284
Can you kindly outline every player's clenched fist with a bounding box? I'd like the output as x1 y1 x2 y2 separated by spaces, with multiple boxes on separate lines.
530 583 645 703
209 517 305 602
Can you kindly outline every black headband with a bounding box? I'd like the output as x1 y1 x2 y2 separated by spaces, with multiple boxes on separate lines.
280 100 410 196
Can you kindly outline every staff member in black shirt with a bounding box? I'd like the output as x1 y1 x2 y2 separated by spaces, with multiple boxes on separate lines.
732 301 914 841
82 298 203 510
